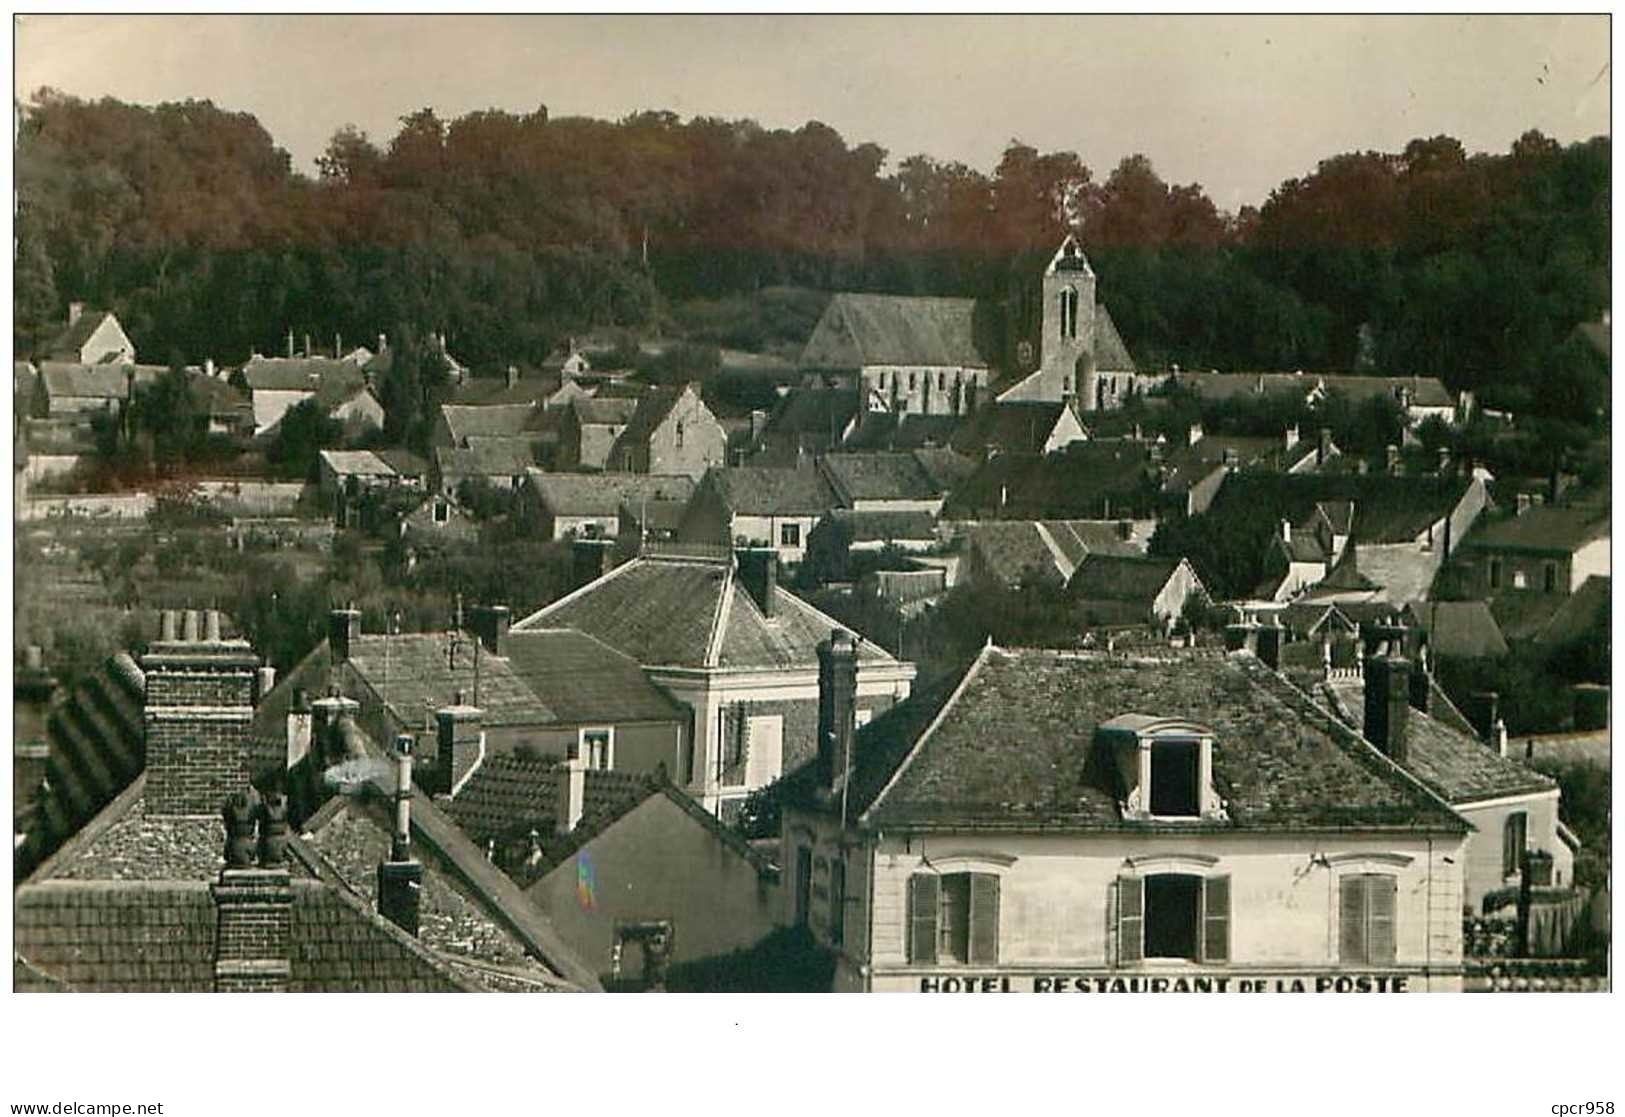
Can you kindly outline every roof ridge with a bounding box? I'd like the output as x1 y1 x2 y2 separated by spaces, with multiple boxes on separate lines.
860 642 999 825
513 554 641 630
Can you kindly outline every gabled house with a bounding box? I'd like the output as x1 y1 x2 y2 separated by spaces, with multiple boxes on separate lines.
943 441 1160 522
446 757 779 989
1458 501 1609 598
254 608 688 787
559 396 641 471
236 355 374 436
1404 601 1510 661
750 387 865 465
677 466 839 564
432 402 543 449
512 551 916 816
432 439 536 494
1066 553 1206 629
839 410 960 452
520 469 696 542
800 293 991 417
34 361 160 419
817 451 952 514
1161 426 1340 517
776 640 1468 992
44 304 134 365
607 383 728 480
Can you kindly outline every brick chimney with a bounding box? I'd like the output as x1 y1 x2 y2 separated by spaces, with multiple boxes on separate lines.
142 609 261 817
469 604 510 657
816 629 860 793
555 754 587 834
435 701 484 798
377 734 423 937
1363 654 1411 764
211 790 293 992
736 548 779 618
329 606 361 664
570 538 616 590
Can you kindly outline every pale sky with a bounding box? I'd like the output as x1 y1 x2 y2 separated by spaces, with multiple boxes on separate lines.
13 14 1612 212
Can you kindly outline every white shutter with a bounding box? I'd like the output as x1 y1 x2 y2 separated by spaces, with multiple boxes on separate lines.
744 714 783 787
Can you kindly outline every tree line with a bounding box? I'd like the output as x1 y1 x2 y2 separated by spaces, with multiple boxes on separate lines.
14 90 1609 427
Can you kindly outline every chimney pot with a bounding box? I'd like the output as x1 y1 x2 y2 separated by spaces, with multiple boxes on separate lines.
67 301 84 327
204 609 223 642
256 664 277 703
181 609 201 642
556 755 587 834
377 734 423 939
159 610 179 642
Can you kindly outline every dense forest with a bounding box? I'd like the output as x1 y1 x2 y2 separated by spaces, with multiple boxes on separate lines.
13 90 1610 426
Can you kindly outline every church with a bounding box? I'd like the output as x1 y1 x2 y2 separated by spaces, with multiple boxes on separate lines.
797 235 1139 417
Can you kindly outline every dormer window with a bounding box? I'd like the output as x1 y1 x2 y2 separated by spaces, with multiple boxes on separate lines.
1098 715 1225 823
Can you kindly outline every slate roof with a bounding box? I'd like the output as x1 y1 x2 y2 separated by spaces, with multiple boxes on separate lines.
765 387 862 438
450 374 563 407
501 628 686 724
784 646 1465 833
1067 553 1185 604
820 451 945 502
1464 504 1609 556
961 519 1142 587
375 447 428 478
527 469 696 517
1406 601 1510 659
800 293 987 370
434 439 535 479
911 447 979 492
344 632 559 728
708 465 839 516
441 403 540 443
514 554 901 672
943 442 1159 520
1318 678 1556 804
950 401 1070 455
610 384 688 448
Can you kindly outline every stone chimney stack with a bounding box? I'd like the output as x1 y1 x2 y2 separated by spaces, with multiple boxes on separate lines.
329 607 361 664
435 700 484 798
377 734 423 937
736 548 779 618
469 605 511 657
816 629 861 793
1318 427 1333 465
506 364 520 390
67 301 84 327
556 754 587 834
1363 654 1411 765
211 790 293 992
142 609 261 817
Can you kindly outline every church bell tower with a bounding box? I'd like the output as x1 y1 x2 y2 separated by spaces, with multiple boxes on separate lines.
1040 235 1098 407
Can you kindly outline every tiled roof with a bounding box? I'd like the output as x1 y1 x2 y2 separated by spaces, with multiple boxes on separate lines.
345 632 554 728
38 361 158 401
46 310 120 357
1212 473 1475 545
764 387 862 438
240 356 364 393
609 384 688 449
15 881 217 992
620 497 688 534
1092 305 1137 372
375 447 428 477
1465 504 1609 555
320 449 397 477
449 374 562 407
820 451 944 502
527 469 695 517
1067 553 1186 605
441 403 540 443
911 447 979 492
1406 601 1509 659
434 439 535 479
1318 679 1555 804
791 646 1464 833
943 442 1158 520
515 555 900 672
961 519 1141 588
446 755 657 869
709 465 839 516
573 397 640 426
800 293 987 370
950 401 1068 455
840 411 960 451
826 509 939 543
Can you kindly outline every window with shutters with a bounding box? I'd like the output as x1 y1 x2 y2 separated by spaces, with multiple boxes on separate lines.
907 871 999 965
1116 872 1229 965
1338 873 1397 965
1503 812 1528 878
